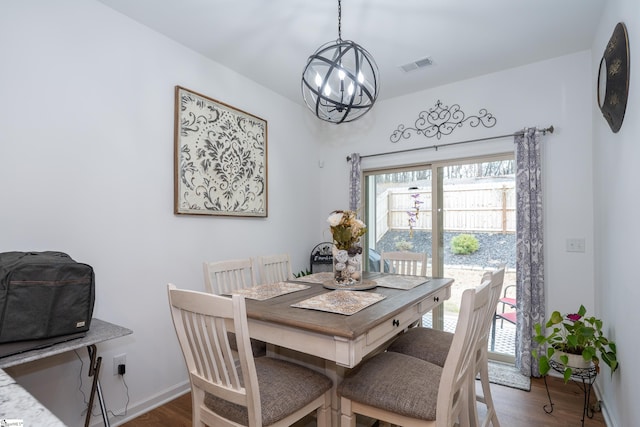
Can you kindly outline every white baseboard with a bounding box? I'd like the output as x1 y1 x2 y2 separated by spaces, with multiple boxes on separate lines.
592 382 614 427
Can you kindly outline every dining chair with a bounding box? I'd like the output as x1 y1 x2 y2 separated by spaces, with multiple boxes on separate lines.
257 253 294 284
167 284 333 427
203 258 266 357
386 266 506 427
203 258 257 295
338 280 491 427
380 251 427 276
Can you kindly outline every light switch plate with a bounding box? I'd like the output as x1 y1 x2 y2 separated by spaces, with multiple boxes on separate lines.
566 238 585 253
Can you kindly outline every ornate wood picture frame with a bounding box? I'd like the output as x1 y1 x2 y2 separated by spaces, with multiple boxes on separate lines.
174 86 268 217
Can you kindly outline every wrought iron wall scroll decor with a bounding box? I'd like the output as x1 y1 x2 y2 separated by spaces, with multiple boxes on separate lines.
389 100 497 143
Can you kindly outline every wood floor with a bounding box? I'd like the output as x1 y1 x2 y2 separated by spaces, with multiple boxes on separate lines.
121 375 606 426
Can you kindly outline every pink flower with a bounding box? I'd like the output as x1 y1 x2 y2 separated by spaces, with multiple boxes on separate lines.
567 313 582 322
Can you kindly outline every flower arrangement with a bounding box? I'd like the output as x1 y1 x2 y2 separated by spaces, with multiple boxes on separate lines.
327 210 367 251
532 305 618 382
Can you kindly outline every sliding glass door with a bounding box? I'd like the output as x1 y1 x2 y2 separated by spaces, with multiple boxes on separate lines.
364 154 516 360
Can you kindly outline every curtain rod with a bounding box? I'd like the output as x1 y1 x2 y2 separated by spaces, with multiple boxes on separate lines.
346 125 554 161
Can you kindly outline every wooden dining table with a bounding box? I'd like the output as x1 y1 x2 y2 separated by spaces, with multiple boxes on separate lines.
241 272 454 426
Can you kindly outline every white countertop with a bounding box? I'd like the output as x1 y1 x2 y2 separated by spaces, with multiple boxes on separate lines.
0 369 67 426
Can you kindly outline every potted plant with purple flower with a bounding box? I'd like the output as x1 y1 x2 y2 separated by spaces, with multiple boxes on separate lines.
532 305 618 382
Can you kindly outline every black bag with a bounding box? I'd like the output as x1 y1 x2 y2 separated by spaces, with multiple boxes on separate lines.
0 251 95 344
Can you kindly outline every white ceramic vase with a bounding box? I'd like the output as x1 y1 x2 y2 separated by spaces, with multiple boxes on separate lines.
552 350 592 369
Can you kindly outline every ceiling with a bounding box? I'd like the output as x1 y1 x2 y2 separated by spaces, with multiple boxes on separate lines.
97 0 606 107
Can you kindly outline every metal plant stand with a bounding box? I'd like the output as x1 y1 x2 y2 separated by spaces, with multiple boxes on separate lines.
543 359 598 427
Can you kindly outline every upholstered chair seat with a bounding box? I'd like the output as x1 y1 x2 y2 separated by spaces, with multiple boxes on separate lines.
205 357 332 425
338 351 443 421
387 327 454 367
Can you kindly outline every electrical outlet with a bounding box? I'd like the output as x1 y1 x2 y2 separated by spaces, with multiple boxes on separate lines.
113 354 126 376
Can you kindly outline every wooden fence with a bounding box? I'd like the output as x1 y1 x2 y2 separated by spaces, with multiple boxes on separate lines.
377 182 515 237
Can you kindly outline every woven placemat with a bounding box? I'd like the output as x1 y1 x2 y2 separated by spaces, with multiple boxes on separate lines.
291 290 385 315
372 275 429 290
294 272 334 284
231 282 309 301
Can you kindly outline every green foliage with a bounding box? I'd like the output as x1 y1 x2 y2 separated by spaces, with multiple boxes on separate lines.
450 234 479 255
294 269 311 278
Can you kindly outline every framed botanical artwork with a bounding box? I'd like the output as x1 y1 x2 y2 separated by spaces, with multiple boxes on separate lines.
174 86 268 217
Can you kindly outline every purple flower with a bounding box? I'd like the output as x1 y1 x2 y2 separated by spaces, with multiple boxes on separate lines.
566 313 582 322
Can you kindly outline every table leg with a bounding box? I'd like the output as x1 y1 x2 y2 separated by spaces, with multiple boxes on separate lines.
86 344 110 427
324 360 347 426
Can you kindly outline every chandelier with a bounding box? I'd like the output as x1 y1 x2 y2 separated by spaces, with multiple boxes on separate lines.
301 0 380 124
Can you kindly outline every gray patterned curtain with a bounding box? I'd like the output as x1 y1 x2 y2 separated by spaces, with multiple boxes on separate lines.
349 153 361 212
514 128 545 377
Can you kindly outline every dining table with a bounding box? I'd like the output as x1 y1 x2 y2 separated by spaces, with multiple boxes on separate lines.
235 271 454 426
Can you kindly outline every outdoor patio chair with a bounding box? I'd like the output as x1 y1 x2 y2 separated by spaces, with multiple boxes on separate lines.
497 285 516 327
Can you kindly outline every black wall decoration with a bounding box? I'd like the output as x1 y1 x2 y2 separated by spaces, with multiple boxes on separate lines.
597 22 630 133
390 100 496 143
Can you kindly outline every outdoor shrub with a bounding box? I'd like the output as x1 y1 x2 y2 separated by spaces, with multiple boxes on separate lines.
451 234 479 255
395 240 414 251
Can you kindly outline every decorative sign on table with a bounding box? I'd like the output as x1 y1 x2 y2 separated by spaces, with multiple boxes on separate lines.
231 282 309 301
373 275 430 290
174 86 268 217
292 290 386 316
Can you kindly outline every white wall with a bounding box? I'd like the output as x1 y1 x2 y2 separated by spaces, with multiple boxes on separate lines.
0 1 321 425
2 0 628 425
592 0 640 426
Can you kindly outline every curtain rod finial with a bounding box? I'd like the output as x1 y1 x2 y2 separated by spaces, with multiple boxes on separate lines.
547 125 554 134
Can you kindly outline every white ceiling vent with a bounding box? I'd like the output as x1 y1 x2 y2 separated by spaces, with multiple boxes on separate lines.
400 56 434 73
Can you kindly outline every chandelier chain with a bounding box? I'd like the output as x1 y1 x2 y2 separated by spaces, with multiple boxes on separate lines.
337 0 342 41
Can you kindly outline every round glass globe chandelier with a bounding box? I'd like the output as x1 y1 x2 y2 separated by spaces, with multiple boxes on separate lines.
301 0 380 124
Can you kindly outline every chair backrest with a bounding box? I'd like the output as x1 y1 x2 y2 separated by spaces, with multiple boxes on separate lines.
380 251 427 276
167 284 263 426
482 265 506 342
203 258 256 295
257 253 294 283
437 279 491 427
